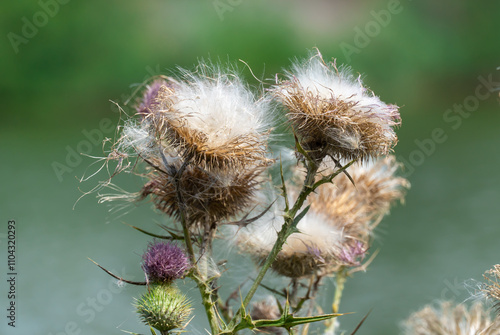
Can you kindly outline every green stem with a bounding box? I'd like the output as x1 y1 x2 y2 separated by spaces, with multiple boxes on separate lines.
332 269 346 314
227 162 320 333
194 274 220 334
244 161 319 307
226 158 355 333
325 268 347 335
184 233 220 334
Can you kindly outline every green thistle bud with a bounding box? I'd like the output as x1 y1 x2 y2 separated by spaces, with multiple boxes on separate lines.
134 284 192 334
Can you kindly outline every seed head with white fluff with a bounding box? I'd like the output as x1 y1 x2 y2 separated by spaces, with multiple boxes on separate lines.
272 49 401 163
106 62 274 226
147 64 273 171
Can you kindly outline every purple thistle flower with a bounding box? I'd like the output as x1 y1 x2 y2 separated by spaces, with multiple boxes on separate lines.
305 244 325 264
142 241 190 283
136 80 167 116
337 240 366 266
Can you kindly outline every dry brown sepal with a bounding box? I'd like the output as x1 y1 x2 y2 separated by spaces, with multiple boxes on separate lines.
483 264 500 310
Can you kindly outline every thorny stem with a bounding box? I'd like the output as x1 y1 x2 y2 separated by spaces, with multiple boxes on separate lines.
246 162 319 303
226 161 320 333
226 158 355 333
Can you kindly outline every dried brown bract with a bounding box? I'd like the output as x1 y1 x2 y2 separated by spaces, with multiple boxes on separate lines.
483 264 500 311
140 159 264 225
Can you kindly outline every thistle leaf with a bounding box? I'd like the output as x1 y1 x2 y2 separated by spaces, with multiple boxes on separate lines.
122 222 173 240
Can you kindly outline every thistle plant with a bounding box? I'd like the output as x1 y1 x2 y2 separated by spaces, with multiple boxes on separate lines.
88 49 410 334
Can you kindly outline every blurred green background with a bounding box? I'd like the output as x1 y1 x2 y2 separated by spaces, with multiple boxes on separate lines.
1 0 500 334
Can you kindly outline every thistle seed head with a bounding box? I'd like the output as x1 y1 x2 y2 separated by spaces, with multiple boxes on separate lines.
272 49 401 163
140 158 265 225
105 61 274 227
145 63 273 171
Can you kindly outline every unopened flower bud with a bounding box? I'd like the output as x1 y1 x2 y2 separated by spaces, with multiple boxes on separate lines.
135 284 192 334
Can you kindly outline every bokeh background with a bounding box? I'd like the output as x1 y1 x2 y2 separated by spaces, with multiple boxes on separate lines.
1 0 500 334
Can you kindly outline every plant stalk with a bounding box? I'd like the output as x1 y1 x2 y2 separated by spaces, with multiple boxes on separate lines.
175 163 220 334
226 161 320 333
324 268 347 335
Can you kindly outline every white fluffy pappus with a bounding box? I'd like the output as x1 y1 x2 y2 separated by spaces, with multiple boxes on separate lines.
286 51 387 112
273 49 401 162
118 120 159 159
149 62 275 171
172 64 272 147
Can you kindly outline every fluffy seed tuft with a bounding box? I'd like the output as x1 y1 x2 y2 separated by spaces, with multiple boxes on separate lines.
146 64 273 171
272 49 401 163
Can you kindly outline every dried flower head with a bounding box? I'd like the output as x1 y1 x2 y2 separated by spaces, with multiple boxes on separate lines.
140 163 263 224
135 284 192 334
402 301 500 335
483 264 500 311
272 49 400 163
235 156 408 278
309 155 409 232
104 62 274 226
142 241 190 283
146 64 273 171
